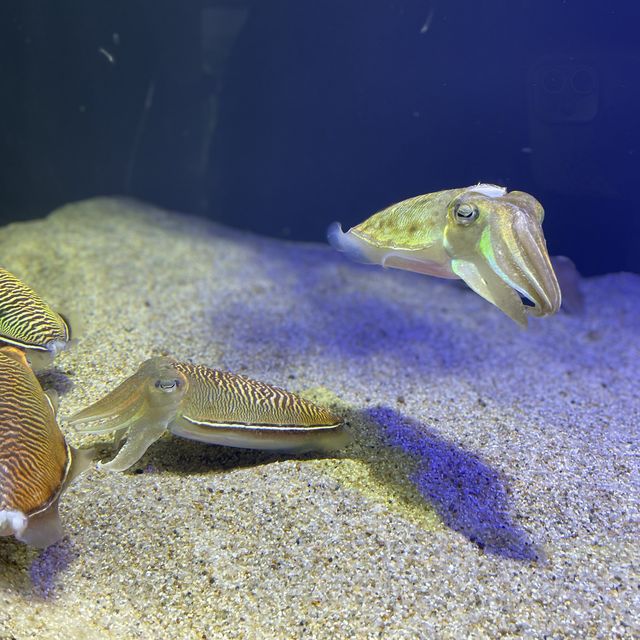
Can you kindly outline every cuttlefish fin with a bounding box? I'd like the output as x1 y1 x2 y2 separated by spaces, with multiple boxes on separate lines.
451 258 527 327
329 222 456 278
44 388 60 413
18 502 65 548
169 415 351 454
25 349 56 372
327 222 379 264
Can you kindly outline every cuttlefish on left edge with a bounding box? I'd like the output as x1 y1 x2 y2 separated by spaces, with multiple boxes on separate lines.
0 266 72 369
328 184 561 326
0 347 94 547
67 357 350 472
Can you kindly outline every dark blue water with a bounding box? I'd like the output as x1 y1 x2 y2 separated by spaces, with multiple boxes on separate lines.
1 1 638 275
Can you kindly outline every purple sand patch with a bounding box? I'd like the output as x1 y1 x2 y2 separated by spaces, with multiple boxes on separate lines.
206 252 640 411
28 538 78 598
365 406 542 561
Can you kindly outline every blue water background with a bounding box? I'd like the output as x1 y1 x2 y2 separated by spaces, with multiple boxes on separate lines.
1 1 638 275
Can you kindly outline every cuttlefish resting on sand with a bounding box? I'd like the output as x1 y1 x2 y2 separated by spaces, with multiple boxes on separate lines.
67 357 349 472
0 347 93 547
0 266 72 368
328 184 562 326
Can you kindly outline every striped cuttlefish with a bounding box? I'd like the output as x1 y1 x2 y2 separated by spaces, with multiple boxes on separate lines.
0 267 72 368
0 347 93 547
328 184 563 326
67 357 350 472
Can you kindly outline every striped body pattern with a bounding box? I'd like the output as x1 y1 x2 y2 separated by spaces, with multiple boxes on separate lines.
0 347 69 517
69 357 348 472
173 362 340 429
0 267 70 352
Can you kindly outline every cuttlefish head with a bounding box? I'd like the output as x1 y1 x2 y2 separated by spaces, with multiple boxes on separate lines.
443 187 561 326
67 357 188 471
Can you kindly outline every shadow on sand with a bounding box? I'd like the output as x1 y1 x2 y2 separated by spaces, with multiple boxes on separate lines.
118 401 543 562
352 405 543 561
0 396 541 598
0 535 79 599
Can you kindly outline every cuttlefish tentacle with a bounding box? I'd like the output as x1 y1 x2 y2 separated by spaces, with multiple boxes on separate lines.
68 358 187 471
329 184 561 326
67 358 348 472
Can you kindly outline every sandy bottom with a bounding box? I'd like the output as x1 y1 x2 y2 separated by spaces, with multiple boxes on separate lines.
0 197 637 639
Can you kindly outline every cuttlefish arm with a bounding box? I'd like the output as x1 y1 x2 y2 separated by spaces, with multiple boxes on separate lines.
66 358 187 472
328 184 561 326
67 358 348 472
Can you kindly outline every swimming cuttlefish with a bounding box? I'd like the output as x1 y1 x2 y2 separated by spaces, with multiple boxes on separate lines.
328 184 562 326
67 357 349 472
0 266 72 368
0 347 93 547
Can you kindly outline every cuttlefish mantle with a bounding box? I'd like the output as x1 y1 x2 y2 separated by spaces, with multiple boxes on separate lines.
328 184 561 326
0 347 94 547
0 267 72 368
67 357 349 472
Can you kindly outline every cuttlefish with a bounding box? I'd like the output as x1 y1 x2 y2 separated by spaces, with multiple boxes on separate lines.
0 266 72 368
67 357 349 472
0 347 93 547
328 184 561 326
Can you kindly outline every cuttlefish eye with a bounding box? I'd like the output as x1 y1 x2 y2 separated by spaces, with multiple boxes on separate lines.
454 202 479 225
154 378 182 393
